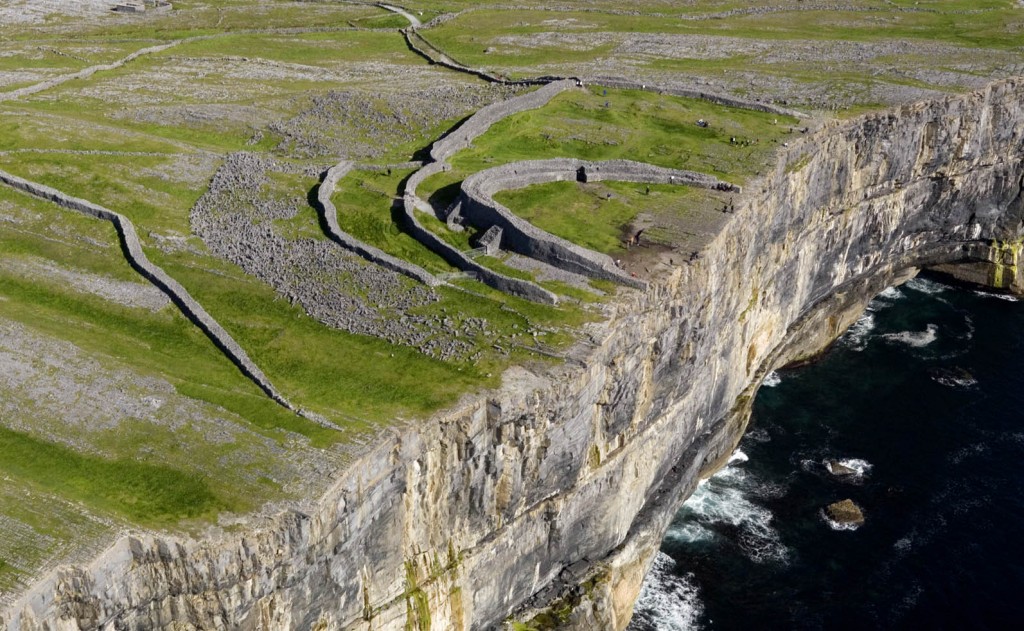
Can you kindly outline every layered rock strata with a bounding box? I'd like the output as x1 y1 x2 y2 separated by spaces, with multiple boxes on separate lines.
3 79 1023 631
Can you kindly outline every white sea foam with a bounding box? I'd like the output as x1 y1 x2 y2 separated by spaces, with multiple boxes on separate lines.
629 552 703 631
762 371 782 387
972 289 1019 302
728 450 749 465
950 441 989 465
745 427 771 443
824 458 873 483
893 535 913 554
878 286 905 300
905 277 948 294
929 367 977 388
882 324 938 348
842 312 876 351
679 452 789 564
665 522 715 545
820 509 862 531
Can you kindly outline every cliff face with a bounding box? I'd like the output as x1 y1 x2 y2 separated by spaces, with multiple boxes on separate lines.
4 79 1023 631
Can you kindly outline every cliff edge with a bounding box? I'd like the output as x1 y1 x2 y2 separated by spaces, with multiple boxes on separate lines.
3 78 1023 631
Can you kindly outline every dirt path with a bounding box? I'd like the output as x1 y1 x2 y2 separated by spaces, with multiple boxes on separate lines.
379 3 421 27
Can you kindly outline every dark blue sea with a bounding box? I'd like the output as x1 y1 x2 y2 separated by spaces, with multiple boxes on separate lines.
629 276 1024 630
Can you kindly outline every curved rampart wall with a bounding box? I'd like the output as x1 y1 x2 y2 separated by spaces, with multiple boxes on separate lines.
316 161 440 286
460 159 740 286
0 169 307 421
428 80 577 162
590 77 806 118
400 164 559 304
401 28 510 84
395 80 580 304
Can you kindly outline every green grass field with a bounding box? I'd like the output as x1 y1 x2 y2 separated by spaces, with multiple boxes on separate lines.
496 180 707 255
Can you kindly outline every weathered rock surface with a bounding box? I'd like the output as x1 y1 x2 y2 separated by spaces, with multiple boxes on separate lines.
826 499 866 527
3 77 1023 631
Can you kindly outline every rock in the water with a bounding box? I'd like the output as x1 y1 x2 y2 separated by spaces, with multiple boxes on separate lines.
824 459 857 476
826 499 865 526
928 366 977 388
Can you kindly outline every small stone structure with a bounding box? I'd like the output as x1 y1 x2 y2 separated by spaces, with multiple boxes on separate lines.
112 0 171 13
473 225 503 256
112 1 145 13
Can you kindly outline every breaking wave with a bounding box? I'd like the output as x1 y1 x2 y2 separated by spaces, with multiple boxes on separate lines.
929 366 977 388
824 457 873 483
972 290 1019 302
762 371 782 387
882 324 938 348
842 313 875 351
878 286 905 300
628 552 703 631
677 451 789 565
905 277 947 294
820 509 862 532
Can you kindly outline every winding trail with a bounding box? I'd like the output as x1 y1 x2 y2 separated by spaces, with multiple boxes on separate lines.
379 3 421 27
0 168 340 430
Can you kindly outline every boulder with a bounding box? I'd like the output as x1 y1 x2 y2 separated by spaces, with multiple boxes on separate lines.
824 459 857 476
825 499 865 526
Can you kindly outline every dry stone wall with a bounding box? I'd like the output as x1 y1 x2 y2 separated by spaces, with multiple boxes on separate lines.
0 168 313 424
589 77 806 118
397 80 580 304
400 163 559 304
0 42 181 102
316 160 439 286
459 159 740 287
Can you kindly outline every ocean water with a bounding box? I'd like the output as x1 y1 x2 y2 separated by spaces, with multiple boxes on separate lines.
629 276 1024 630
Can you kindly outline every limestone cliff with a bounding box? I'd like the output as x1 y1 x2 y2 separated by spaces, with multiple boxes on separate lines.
3 78 1022 631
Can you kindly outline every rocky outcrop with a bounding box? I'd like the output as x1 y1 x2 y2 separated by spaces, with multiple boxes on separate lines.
825 499 865 527
459 158 739 287
3 78 1023 631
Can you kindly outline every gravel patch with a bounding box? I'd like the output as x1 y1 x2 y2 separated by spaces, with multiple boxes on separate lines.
0 0 112 25
0 255 170 311
190 152 481 361
270 82 524 159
